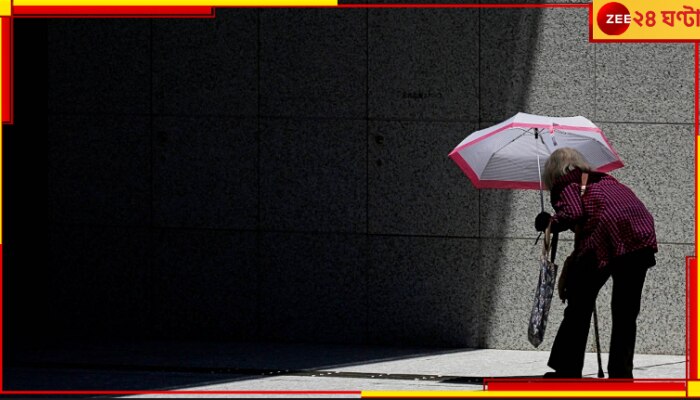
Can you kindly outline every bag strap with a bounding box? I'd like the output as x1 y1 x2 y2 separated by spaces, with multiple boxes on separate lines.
542 224 552 259
573 172 589 247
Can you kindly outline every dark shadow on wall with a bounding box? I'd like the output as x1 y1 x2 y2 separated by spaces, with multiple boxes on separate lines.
4 19 49 361
476 8 543 348
8 5 542 393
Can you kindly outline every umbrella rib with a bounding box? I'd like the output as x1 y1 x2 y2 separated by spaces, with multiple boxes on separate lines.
480 129 535 179
555 130 599 138
553 130 614 152
490 129 531 156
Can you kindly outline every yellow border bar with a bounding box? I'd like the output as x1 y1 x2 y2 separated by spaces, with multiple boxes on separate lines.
361 391 687 398
0 1 10 16
14 0 338 5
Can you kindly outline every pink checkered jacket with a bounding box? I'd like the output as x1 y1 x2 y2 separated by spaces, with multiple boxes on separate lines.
549 168 658 270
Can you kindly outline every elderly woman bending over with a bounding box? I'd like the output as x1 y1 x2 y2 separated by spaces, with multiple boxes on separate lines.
535 147 657 379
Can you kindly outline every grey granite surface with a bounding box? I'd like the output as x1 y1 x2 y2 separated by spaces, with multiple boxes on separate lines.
259 118 367 233
481 8 593 122
48 19 150 115
596 44 694 124
259 232 368 343
601 122 694 245
48 114 151 227
153 116 258 230
369 120 479 236
368 236 481 347
260 9 367 119
153 10 258 117
369 9 479 121
151 229 258 340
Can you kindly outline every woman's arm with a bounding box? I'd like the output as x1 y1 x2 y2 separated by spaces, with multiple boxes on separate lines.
550 183 584 233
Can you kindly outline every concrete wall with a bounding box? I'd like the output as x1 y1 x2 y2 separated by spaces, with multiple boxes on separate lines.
43 5 693 355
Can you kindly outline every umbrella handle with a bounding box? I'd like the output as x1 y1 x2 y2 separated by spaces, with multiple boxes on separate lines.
540 188 544 213
550 232 559 263
537 152 544 213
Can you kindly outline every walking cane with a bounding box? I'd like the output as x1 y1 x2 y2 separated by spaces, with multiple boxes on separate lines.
593 304 605 378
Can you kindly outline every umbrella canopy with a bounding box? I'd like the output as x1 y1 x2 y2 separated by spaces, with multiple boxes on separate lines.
448 112 624 190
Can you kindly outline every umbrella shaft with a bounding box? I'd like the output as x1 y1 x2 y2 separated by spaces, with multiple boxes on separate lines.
537 152 544 212
540 188 544 212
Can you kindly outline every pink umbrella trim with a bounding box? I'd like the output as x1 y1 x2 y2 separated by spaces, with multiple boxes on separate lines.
473 180 545 190
449 154 625 190
596 159 625 173
449 151 482 187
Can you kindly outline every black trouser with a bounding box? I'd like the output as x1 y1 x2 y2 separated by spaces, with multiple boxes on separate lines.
547 249 654 378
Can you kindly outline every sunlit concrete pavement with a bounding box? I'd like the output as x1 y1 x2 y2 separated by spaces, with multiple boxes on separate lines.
126 349 686 398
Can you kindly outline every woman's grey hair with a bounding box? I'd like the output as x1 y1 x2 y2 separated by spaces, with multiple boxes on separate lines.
542 147 593 190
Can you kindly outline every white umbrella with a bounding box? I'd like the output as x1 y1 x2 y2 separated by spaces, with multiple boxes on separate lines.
449 112 623 191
